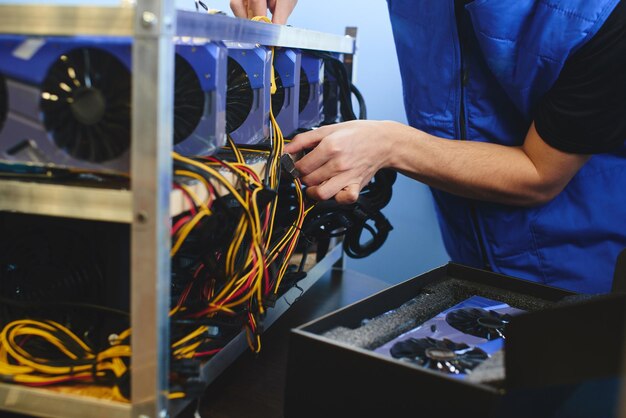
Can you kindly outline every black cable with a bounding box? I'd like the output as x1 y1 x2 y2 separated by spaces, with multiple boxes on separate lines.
350 84 367 120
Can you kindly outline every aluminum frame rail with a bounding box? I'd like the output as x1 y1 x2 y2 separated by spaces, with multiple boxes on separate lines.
0 4 356 54
0 3 354 418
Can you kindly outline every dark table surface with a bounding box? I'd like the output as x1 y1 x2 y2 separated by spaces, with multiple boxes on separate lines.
185 267 391 418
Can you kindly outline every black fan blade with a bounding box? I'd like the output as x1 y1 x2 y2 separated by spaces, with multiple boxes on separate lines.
41 47 131 164
299 67 310 113
271 70 285 118
446 307 511 340
174 54 205 145
390 337 487 375
226 57 254 134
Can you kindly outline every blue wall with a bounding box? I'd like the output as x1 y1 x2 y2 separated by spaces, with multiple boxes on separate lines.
0 0 450 283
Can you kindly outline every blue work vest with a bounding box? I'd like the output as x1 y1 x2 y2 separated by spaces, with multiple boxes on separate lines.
388 0 626 293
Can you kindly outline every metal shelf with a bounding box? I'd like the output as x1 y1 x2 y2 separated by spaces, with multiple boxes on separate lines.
0 5 355 54
0 181 133 223
0 383 131 418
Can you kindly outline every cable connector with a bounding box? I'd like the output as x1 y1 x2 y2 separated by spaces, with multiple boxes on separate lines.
264 293 278 308
171 359 201 379
281 154 301 180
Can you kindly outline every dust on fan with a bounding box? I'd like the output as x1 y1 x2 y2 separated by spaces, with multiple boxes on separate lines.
446 308 512 340
226 57 254 134
390 337 488 375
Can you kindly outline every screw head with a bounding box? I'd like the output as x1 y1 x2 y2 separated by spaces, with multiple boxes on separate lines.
136 211 148 224
141 11 157 28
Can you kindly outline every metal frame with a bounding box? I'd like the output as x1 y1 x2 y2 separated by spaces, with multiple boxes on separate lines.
0 4 355 418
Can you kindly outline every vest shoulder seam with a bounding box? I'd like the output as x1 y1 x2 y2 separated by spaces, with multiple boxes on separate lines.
539 0 597 23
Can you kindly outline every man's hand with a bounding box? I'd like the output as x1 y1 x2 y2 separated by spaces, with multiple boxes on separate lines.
284 120 395 204
284 119 590 207
230 0 297 24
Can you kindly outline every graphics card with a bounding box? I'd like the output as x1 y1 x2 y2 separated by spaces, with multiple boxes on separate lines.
173 37 227 157
272 48 301 137
298 52 324 129
0 36 226 174
225 42 271 145
375 296 524 377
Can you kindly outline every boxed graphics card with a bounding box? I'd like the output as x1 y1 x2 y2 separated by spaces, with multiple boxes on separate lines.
285 263 626 418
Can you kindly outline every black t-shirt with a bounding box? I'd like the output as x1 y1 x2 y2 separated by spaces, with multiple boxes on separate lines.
534 0 626 154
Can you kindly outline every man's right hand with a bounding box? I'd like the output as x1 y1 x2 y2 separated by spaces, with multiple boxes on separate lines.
230 0 297 25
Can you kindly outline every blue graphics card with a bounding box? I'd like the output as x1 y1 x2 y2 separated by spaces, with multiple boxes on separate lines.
0 36 226 174
298 53 324 129
272 48 301 138
225 43 271 145
173 37 227 157
375 296 525 378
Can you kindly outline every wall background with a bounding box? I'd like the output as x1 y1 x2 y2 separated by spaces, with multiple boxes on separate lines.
1 0 449 284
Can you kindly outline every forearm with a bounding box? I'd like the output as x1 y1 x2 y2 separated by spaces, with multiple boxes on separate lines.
386 122 572 206
285 119 587 205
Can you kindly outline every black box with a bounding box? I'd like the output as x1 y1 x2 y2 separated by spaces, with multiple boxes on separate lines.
285 263 626 418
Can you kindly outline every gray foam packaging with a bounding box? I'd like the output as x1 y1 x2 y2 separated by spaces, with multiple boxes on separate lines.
320 277 558 387
322 277 554 350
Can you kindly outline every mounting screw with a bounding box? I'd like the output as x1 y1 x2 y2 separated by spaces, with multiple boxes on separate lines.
141 11 158 28
136 211 149 224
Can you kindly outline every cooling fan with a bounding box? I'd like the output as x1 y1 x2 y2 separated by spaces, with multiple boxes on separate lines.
173 40 227 157
446 308 513 340
298 53 324 129
390 337 488 375
272 48 301 137
0 36 226 173
226 43 271 145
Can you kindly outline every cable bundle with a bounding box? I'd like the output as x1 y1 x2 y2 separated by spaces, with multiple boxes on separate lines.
0 320 131 400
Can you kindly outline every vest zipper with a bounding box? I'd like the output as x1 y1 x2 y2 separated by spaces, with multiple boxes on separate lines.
455 2 492 270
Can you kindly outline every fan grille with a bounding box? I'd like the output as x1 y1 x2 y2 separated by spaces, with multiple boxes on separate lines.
390 337 488 374
271 71 285 118
41 47 131 163
298 68 310 113
446 308 511 340
174 54 204 145
226 57 254 134
0 74 7 132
